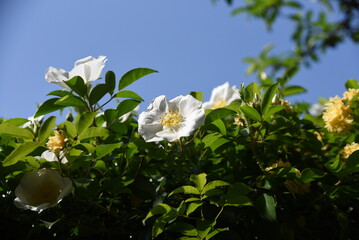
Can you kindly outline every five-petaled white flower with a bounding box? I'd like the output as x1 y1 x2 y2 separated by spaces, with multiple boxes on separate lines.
45 56 107 89
14 168 72 212
203 82 240 109
138 95 205 142
39 150 68 164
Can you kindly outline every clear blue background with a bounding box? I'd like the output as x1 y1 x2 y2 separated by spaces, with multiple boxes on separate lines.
0 0 358 120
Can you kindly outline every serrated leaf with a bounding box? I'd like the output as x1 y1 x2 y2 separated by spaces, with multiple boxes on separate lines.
190 173 207 192
105 71 116 95
205 108 236 124
190 91 203 101
202 180 230 195
240 105 261 122
118 68 158 90
3 142 39 166
55 94 87 109
346 150 359 173
0 123 35 139
261 83 279 115
117 99 141 118
95 143 121 159
78 127 109 140
300 168 326 183
169 186 200 196
202 132 230 152
64 76 87 97
255 193 276 222
34 98 64 117
282 85 307 97
168 223 198 237
116 90 144 101
47 90 71 97
186 201 203 216
38 116 56 142
77 112 97 135
89 84 109 105
143 203 172 224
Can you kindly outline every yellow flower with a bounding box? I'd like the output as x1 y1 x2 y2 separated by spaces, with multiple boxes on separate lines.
46 130 66 154
322 97 353 134
265 160 291 172
343 88 359 101
342 142 359 159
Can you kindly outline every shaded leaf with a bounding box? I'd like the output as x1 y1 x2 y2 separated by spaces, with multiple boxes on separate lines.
119 68 158 90
34 98 64 117
3 142 39 166
37 116 56 142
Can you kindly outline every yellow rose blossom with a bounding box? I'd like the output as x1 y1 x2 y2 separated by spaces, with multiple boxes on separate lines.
322 96 353 134
342 142 359 159
342 88 359 101
46 130 67 154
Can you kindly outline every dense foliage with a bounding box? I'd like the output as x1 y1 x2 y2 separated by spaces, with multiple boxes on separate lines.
0 55 359 239
1 1 359 239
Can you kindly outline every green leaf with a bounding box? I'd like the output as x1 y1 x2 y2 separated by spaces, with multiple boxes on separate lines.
205 108 236 124
202 180 230 195
95 143 121 159
325 156 343 173
77 112 97 135
143 203 172 224
263 105 287 122
3 142 39 166
300 168 326 183
47 90 71 97
64 76 87 97
197 220 215 239
240 105 261 122
261 83 279 115
346 150 359 173
0 123 35 139
78 127 109 140
202 133 230 152
89 84 109 105
255 193 276 222
190 91 203 101
206 228 228 240
186 202 203 216
210 119 227 135
168 223 198 237
169 186 200 196
37 116 56 142
55 94 88 109
117 99 141 118
118 68 158 90
244 82 260 102
282 85 307 97
190 173 207 192
3 118 29 127
60 121 77 139
34 98 64 117
116 90 144 101
345 79 359 90
105 71 116 95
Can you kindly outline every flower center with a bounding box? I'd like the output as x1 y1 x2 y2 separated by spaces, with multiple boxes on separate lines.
211 98 227 109
30 182 61 206
161 110 182 127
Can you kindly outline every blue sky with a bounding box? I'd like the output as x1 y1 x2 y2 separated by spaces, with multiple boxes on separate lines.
0 0 358 120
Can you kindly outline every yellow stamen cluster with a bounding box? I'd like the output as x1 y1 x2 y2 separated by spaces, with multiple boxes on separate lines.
46 130 66 154
211 98 227 109
161 110 182 128
342 142 359 159
322 96 353 134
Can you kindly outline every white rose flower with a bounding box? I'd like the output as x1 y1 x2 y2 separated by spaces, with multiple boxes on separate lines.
138 95 205 142
203 82 240 109
40 150 68 164
14 169 72 212
45 56 107 89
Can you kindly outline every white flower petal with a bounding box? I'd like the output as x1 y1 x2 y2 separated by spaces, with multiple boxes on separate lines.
45 67 70 89
204 82 240 109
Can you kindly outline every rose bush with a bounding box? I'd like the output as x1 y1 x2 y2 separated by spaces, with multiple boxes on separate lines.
0 56 359 239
